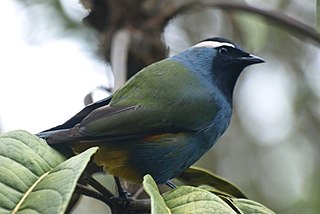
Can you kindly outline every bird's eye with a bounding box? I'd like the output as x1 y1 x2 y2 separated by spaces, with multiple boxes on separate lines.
218 47 228 55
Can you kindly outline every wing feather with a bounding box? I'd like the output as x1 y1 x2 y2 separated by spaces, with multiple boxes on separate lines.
77 60 218 139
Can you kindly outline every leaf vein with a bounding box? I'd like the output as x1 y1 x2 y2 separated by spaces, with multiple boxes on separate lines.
12 171 50 214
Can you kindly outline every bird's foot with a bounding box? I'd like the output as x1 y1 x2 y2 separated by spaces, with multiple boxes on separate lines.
117 190 132 201
166 180 177 189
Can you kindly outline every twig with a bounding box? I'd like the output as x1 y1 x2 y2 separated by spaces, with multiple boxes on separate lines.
77 177 151 213
132 186 145 199
86 175 115 199
146 0 320 45
75 184 113 207
124 199 151 213
317 0 320 31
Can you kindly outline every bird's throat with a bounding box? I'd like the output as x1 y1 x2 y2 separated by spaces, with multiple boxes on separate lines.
213 66 243 103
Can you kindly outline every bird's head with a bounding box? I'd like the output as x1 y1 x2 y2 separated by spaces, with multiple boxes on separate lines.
171 37 264 101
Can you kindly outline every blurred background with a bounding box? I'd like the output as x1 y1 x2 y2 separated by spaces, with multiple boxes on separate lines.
1 0 319 213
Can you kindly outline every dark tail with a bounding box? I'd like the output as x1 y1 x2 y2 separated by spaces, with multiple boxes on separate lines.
36 128 76 158
37 124 87 145
37 129 68 143
41 96 112 133
37 95 112 144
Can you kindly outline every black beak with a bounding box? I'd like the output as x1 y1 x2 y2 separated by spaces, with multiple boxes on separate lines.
238 54 265 65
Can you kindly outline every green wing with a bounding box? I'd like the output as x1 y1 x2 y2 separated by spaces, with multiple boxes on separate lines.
78 59 218 137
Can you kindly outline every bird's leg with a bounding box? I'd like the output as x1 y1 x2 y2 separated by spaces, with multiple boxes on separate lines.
114 176 131 199
109 177 133 212
165 180 177 189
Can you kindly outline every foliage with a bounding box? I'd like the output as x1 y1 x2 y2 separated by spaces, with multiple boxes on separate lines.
0 130 276 214
0 130 98 214
143 174 275 214
177 167 246 198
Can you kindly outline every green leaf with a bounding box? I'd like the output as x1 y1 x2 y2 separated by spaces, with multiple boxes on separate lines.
143 174 238 214
143 174 170 214
0 130 98 214
233 199 276 214
177 166 246 198
196 184 239 198
163 186 238 214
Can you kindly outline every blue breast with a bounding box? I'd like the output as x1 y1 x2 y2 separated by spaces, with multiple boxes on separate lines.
170 46 233 143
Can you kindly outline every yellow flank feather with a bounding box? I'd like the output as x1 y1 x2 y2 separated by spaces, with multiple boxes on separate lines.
71 143 142 183
143 133 175 142
143 132 187 143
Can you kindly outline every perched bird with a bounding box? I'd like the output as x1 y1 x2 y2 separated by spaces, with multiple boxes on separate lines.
38 37 264 185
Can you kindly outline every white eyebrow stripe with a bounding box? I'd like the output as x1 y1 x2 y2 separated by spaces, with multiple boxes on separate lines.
193 41 235 48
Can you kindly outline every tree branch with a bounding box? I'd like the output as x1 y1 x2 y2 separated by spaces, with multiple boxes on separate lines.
124 199 151 213
317 0 320 31
111 28 132 91
147 0 320 45
86 175 115 199
77 176 151 213
75 184 113 207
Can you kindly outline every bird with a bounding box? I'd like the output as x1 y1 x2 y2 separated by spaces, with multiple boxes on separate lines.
38 37 264 186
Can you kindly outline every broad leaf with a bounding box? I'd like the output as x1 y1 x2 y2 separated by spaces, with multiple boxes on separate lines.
143 174 170 214
233 198 276 214
177 166 246 198
0 130 98 214
143 174 238 214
